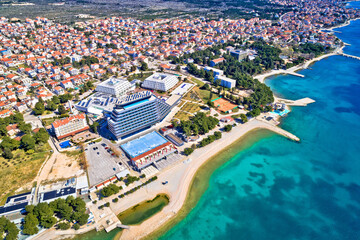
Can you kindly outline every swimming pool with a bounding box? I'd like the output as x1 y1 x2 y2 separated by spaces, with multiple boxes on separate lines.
123 99 149 110
271 109 290 117
59 140 72 149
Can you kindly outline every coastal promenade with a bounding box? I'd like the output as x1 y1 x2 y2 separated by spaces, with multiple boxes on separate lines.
117 119 299 240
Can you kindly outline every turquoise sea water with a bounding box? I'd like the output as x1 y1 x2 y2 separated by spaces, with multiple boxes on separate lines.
160 20 360 240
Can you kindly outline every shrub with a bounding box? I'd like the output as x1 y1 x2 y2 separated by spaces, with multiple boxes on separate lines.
184 148 194 156
58 222 70 230
73 223 80 230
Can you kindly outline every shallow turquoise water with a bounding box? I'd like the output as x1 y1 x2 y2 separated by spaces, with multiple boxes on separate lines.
160 20 360 240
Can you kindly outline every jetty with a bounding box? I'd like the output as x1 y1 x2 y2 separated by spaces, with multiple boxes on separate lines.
287 72 305 78
340 52 360 61
258 120 300 142
276 97 315 106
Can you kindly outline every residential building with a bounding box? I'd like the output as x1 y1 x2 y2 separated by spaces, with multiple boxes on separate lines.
209 57 225 67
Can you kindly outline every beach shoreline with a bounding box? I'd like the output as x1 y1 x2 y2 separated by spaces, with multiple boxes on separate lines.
114 119 299 240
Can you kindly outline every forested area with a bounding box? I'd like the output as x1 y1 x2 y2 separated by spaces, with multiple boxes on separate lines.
294 43 327 57
0 113 49 159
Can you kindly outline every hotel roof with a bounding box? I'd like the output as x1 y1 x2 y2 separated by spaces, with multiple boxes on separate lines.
120 131 169 159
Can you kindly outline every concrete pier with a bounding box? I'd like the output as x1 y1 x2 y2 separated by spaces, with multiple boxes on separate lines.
287 72 305 78
276 97 315 106
340 53 360 61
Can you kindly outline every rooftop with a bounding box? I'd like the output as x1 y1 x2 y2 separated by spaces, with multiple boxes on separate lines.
120 131 169 159
52 113 86 128
145 73 175 82
97 77 129 87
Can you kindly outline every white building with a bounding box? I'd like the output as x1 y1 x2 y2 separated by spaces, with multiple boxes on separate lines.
51 113 89 140
142 73 178 92
95 77 134 97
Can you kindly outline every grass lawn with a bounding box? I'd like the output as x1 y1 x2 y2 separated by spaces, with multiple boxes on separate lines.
198 88 219 102
182 102 201 114
184 85 219 104
127 72 153 81
173 111 192 121
0 143 52 205
42 118 56 127
188 77 205 87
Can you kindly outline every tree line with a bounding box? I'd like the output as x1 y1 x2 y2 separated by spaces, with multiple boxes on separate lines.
22 196 89 235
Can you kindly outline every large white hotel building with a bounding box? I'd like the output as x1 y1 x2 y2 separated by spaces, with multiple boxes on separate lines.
107 91 172 139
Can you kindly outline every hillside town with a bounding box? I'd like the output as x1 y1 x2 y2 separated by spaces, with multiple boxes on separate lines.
0 0 359 239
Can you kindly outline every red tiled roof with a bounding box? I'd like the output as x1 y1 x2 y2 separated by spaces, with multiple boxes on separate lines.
52 113 86 128
132 141 172 161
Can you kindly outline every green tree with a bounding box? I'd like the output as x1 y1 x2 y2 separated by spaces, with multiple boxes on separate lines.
46 101 57 111
33 102 45 115
184 148 194 156
57 222 70 230
214 131 222 139
240 114 248 123
265 105 272 112
18 122 32 134
22 213 39 235
34 128 49 144
73 223 80 230
0 124 7 136
140 62 148 71
0 217 19 240
33 202 56 228
2 148 13 159
224 124 233 132
52 96 60 105
58 105 67 115
21 134 36 151
0 136 20 150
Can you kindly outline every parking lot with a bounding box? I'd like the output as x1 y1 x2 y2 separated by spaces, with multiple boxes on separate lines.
85 141 129 186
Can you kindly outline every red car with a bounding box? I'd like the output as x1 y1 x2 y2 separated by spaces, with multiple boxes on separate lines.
105 147 109 149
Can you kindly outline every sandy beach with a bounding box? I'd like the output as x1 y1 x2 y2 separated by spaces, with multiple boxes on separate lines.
113 119 298 240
